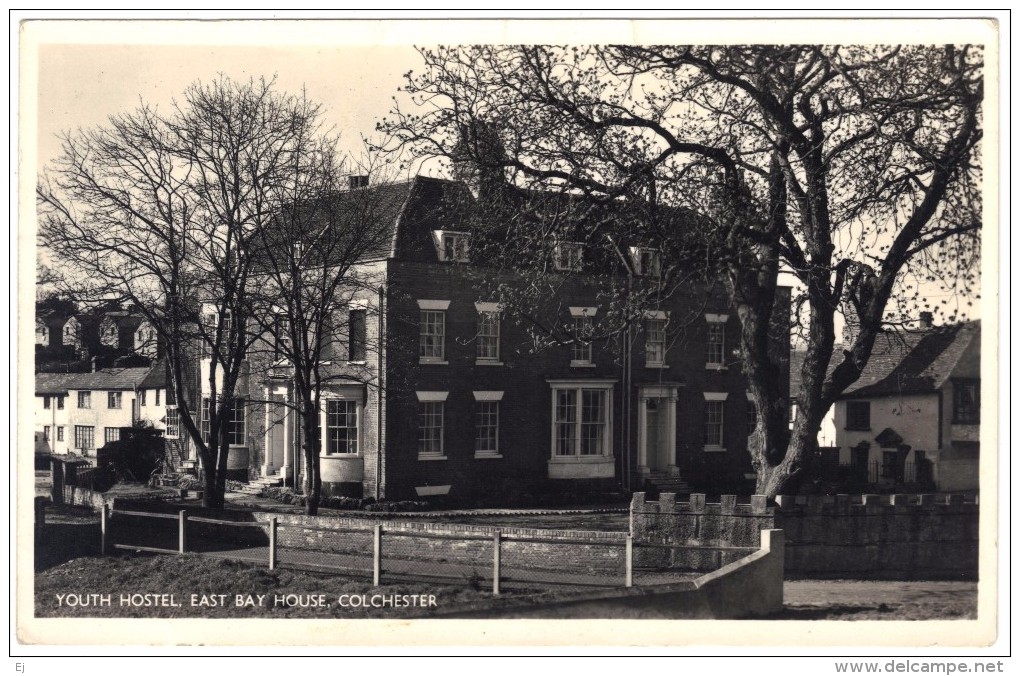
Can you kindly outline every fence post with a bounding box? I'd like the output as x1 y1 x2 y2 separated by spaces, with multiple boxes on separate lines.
492 530 501 596
268 517 278 570
100 504 108 555
178 510 187 554
372 524 382 586
625 533 633 588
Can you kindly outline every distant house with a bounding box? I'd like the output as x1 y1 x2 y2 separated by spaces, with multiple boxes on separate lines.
833 317 981 492
34 373 76 455
62 315 100 358
99 311 144 351
35 365 165 459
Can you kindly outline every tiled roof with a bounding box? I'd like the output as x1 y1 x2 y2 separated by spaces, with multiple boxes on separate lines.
138 360 167 389
790 320 980 400
841 321 980 398
46 367 154 392
35 372 79 395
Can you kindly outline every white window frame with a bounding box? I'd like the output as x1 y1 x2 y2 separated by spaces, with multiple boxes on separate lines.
703 392 729 451
474 302 502 365
548 380 615 461
57 426 64 442
432 230 470 263
77 391 91 409
74 425 95 451
202 397 247 447
165 406 180 439
104 427 120 445
569 306 597 367
473 391 503 458
417 300 450 364
139 389 147 407
553 241 584 272
629 246 662 277
644 310 669 368
415 391 448 460
706 313 728 370
108 391 122 409
322 397 361 456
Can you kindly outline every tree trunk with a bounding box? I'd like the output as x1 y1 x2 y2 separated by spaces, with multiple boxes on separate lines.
300 405 321 516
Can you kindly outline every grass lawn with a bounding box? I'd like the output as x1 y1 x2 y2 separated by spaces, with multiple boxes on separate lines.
35 552 554 619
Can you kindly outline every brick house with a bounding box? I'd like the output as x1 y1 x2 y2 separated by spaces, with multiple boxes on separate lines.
187 175 791 500
833 316 981 492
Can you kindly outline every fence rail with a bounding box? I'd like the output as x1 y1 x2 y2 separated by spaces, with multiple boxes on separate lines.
99 506 757 594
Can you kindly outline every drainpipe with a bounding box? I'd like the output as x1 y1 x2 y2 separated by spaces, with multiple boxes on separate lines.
376 284 384 500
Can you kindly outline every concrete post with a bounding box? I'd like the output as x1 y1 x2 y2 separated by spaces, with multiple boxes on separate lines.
372 524 382 586
100 504 108 555
268 517 278 570
625 533 633 588
760 528 785 614
492 530 501 596
178 510 187 554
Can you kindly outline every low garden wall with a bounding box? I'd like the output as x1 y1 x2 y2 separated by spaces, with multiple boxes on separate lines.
251 513 628 578
630 492 978 580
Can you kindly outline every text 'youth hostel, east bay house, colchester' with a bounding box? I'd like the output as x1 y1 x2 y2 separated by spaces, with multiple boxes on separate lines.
178 175 791 501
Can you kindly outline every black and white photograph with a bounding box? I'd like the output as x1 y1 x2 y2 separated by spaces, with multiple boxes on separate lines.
14 14 1004 657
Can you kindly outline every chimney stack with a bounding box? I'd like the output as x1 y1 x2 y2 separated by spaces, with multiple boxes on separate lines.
919 311 933 329
91 356 98 373
348 175 369 190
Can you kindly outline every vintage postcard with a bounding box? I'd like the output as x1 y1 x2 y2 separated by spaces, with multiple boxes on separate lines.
14 14 1004 654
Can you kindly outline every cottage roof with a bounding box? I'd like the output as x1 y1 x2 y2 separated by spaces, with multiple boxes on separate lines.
63 367 153 392
843 321 979 399
790 320 980 400
138 360 167 389
35 372 79 395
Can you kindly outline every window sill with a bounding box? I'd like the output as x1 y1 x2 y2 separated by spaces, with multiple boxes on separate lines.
417 454 448 462
347 360 367 366
570 360 596 368
475 359 504 367
705 364 727 371
320 453 363 459
645 363 670 369
474 452 503 459
703 445 727 453
549 455 613 463
419 359 449 366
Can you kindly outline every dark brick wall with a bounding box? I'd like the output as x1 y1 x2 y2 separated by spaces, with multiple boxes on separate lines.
382 260 787 501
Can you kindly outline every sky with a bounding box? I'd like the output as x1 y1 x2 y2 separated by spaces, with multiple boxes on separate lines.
35 41 424 175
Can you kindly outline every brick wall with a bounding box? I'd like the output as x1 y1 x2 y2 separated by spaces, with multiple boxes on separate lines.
383 260 775 501
631 491 979 579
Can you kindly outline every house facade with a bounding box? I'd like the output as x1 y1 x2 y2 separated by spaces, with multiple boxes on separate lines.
34 365 166 459
833 318 980 493
184 176 791 500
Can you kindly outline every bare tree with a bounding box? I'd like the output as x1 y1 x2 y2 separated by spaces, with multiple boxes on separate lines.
245 151 400 515
38 76 345 508
381 44 982 496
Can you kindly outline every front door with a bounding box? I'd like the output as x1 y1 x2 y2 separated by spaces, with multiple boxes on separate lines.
638 387 678 476
645 399 668 471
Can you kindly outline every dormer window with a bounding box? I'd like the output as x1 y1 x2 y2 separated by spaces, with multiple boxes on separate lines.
630 247 662 277
554 242 583 272
433 230 470 263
